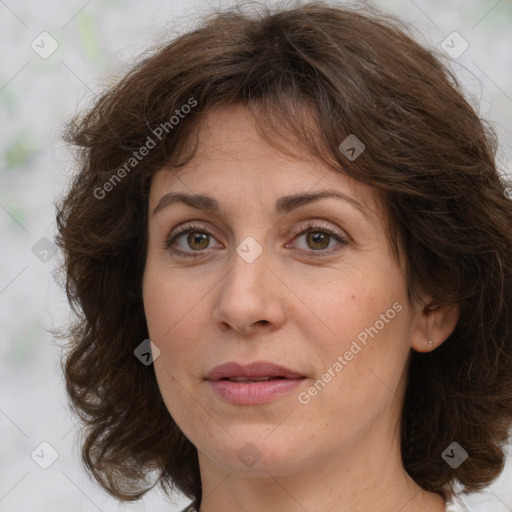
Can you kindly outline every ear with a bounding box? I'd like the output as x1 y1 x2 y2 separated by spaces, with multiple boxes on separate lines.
410 296 460 353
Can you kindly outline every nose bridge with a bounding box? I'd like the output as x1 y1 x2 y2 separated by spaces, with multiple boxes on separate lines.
213 234 285 333
225 236 268 299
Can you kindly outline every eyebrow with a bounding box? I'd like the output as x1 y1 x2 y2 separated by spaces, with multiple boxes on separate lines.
151 189 369 219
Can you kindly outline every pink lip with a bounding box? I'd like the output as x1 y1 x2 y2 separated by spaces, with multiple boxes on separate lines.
205 361 306 405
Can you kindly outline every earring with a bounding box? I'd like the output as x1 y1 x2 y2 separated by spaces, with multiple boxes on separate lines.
428 339 433 348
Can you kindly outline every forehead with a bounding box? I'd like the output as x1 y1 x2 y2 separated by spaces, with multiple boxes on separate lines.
149 103 382 219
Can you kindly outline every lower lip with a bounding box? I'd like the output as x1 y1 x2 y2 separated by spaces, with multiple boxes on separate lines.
207 378 305 405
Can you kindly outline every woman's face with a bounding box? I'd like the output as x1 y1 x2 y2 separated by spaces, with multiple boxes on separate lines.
143 103 428 477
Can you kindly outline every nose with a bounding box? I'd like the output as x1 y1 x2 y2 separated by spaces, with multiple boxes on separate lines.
212 245 287 337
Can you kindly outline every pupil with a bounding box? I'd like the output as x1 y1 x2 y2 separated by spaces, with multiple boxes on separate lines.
308 232 329 250
188 232 209 250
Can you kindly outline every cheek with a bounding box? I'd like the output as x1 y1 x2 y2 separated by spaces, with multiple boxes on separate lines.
144 277 206 432
144 262 202 341
306 281 410 401
303 279 391 355
301 250 403 332
143 275 196 408
334 309 410 409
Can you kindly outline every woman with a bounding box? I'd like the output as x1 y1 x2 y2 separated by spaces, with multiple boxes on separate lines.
55 1 512 511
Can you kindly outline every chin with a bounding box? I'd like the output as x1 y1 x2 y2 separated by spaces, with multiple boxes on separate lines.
198 428 304 475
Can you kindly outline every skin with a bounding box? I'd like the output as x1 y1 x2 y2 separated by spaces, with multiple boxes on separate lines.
142 103 460 512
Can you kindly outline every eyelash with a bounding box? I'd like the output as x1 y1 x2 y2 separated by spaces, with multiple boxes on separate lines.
164 221 348 259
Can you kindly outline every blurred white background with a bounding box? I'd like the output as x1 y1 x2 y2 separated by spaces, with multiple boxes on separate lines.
1 0 511 510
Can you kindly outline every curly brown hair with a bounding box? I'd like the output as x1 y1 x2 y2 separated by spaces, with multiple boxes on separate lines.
54 0 512 508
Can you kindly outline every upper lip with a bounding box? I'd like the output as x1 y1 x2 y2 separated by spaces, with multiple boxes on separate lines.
205 361 305 381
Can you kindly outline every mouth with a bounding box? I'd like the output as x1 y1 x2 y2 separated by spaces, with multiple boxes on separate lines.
205 361 307 405
205 360 306 381
219 376 292 382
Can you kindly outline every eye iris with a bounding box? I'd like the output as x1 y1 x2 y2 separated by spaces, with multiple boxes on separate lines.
187 232 209 250
307 231 329 250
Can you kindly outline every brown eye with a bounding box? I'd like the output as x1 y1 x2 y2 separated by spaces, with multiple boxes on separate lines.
165 221 347 260
305 231 331 250
165 223 222 258
186 232 210 250
289 222 348 257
